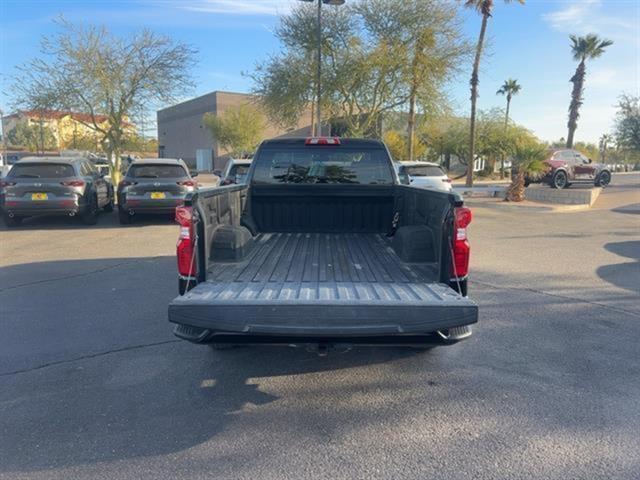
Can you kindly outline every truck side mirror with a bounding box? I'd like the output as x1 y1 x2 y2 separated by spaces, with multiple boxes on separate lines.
213 169 222 177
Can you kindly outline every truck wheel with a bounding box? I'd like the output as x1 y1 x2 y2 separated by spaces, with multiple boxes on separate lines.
3 214 22 227
551 171 568 189
81 196 98 225
118 208 133 225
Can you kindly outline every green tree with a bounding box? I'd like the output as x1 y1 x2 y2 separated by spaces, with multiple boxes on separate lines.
383 130 426 161
356 0 468 161
566 34 613 148
463 0 525 187
253 1 466 138
573 141 599 162
7 122 57 152
122 134 159 154
614 94 640 161
13 20 196 186
203 104 266 158
505 139 548 202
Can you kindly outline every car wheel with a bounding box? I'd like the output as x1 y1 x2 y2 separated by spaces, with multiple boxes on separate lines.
551 170 568 189
81 196 98 225
118 208 133 225
597 171 611 187
2 214 22 227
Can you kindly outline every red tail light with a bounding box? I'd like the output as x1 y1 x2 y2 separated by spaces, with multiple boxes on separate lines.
305 137 341 145
178 180 197 187
119 180 137 188
0 181 16 188
452 206 472 278
61 180 85 187
175 205 196 277
443 178 452 183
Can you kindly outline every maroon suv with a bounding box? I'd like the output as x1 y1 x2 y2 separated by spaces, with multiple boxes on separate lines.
527 149 611 189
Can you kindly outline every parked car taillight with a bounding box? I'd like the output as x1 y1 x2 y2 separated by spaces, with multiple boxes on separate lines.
178 180 197 188
175 205 196 277
61 180 85 187
0 181 16 188
118 180 137 188
452 206 472 278
442 178 452 183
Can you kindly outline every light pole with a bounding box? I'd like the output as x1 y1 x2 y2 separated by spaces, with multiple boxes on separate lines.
300 0 345 136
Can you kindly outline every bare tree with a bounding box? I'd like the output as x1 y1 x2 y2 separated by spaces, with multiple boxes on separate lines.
13 20 196 185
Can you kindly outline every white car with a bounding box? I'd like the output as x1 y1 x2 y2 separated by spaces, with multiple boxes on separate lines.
218 158 252 186
395 162 452 192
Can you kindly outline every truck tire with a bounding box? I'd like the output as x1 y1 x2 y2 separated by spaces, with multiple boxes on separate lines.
551 170 568 189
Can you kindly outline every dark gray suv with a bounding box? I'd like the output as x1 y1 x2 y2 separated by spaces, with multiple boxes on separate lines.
117 158 197 224
0 157 114 227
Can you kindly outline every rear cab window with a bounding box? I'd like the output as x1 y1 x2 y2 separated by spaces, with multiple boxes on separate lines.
127 164 187 178
8 163 76 178
252 144 393 185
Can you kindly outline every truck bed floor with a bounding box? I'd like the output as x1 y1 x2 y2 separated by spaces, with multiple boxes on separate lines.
208 232 438 285
170 233 477 335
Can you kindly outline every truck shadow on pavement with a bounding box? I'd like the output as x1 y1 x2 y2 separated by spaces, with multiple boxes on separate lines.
597 241 640 294
0 340 426 473
0 256 430 473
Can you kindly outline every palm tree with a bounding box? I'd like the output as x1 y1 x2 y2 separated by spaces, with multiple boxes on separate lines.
463 0 525 187
505 142 548 202
496 78 521 178
566 34 613 148
496 78 521 125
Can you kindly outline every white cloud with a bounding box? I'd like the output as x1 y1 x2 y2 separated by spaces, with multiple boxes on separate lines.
542 0 636 40
167 0 294 16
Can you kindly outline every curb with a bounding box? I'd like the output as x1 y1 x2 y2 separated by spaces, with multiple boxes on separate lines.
465 198 591 213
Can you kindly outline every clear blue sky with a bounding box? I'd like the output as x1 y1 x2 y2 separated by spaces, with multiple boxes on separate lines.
1 0 638 143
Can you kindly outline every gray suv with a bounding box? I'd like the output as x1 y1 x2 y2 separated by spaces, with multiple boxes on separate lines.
117 158 197 224
0 156 114 227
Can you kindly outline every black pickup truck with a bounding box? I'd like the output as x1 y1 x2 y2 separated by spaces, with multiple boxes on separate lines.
168 138 477 349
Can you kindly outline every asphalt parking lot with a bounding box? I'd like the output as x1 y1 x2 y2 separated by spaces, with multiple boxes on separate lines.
1 174 638 480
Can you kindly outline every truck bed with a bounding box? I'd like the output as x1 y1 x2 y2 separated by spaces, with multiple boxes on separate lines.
169 233 477 337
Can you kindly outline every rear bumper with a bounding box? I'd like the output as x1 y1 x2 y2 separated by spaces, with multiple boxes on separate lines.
121 197 185 214
1 198 85 216
168 283 478 342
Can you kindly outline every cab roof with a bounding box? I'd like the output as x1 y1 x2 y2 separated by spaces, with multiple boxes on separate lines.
260 138 385 147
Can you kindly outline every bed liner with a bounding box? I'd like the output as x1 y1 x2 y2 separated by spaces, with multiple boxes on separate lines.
169 233 477 336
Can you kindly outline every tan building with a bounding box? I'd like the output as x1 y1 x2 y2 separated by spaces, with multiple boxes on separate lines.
157 91 312 170
2 110 136 150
